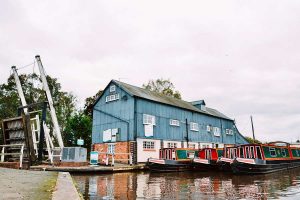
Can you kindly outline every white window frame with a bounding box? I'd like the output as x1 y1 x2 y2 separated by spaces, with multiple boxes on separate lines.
167 142 177 148
105 94 120 103
213 127 221 137
206 125 212 132
190 122 199 131
143 114 156 125
281 148 287 157
270 147 276 157
108 143 115 154
143 141 155 150
226 129 233 135
170 119 180 127
110 85 116 92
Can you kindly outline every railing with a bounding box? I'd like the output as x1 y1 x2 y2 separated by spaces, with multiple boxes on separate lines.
0 144 25 168
97 152 133 166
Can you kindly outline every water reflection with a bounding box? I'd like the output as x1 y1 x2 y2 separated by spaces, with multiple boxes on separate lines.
73 168 300 200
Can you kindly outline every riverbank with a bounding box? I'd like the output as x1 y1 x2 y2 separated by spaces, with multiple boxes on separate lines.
0 168 57 199
0 168 81 200
30 163 147 173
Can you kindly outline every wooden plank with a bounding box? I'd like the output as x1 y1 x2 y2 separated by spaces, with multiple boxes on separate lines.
23 114 36 166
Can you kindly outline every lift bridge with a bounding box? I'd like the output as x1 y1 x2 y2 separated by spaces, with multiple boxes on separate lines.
0 55 64 169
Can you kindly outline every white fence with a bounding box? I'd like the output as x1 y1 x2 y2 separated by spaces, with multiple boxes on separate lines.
98 152 133 166
0 144 25 168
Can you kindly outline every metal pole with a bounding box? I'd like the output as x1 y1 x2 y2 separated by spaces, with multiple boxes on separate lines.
250 116 256 142
38 102 47 162
11 66 28 114
185 118 189 147
35 55 64 149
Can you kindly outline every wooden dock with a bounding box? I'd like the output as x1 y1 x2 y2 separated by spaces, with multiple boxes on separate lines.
30 163 148 173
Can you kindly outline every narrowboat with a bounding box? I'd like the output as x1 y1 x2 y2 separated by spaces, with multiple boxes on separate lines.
147 148 196 172
231 142 300 174
192 147 223 170
216 145 238 172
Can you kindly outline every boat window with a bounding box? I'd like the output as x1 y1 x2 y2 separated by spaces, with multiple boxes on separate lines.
256 146 262 159
239 147 244 158
281 149 287 157
205 149 212 159
250 146 255 158
269 148 276 157
230 148 237 158
245 147 249 158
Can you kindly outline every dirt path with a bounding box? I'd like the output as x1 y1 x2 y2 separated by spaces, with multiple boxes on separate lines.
0 168 58 200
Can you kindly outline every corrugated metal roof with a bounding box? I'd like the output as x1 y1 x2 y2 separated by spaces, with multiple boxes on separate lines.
113 80 233 121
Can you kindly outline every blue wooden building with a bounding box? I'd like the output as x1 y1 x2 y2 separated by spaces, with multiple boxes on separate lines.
92 80 248 163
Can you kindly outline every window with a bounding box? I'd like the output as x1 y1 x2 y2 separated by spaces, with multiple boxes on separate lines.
213 127 221 137
143 114 156 125
256 146 262 159
190 122 199 131
105 94 120 103
207 125 212 132
226 129 233 135
188 144 196 149
167 142 177 148
270 148 276 157
281 149 287 157
108 144 115 154
143 141 155 149
170 119 180 126
239 147 244 158
110 85 116 92
245 146 249 158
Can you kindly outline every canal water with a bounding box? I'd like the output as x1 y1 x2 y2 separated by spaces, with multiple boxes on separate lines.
73 168 300 200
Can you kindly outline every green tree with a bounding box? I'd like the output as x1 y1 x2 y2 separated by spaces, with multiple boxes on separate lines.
84 90 103 117
143 78 182 99
244 136 262 144
0 73 76 145
64 112 92 152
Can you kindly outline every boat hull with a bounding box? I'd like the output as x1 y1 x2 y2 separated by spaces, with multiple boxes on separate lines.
192 159 219 171
231 158 300 174
147 158 192 172
217 158 233 172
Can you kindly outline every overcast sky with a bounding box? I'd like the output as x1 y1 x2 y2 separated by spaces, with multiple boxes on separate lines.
1 1 300 142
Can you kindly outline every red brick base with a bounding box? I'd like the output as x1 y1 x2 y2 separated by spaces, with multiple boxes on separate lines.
0 162 21 169
93 142 131 164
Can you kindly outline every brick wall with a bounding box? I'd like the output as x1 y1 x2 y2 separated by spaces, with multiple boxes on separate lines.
93 141 131 164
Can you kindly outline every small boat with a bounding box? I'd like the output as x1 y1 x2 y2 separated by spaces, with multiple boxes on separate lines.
192 147 223 171
147 148 196 172
231 142 300 174
216 145 238 172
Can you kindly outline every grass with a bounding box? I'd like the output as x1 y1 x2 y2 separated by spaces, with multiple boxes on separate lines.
32 172 58 200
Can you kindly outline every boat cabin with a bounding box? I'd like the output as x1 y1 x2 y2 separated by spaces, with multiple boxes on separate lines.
236 142 293 160
198 148 223 161
159 148 196 160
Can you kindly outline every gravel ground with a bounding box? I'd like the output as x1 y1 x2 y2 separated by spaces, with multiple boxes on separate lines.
0 168 58 200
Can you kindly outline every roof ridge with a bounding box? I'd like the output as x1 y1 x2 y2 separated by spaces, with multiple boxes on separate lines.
113 79 197 105
112 79 232 121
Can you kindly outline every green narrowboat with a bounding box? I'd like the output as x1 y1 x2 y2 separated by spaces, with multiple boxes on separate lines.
231 142 300 174
147 148 196 172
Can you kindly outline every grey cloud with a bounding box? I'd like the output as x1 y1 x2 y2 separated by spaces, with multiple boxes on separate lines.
1 0 300 142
